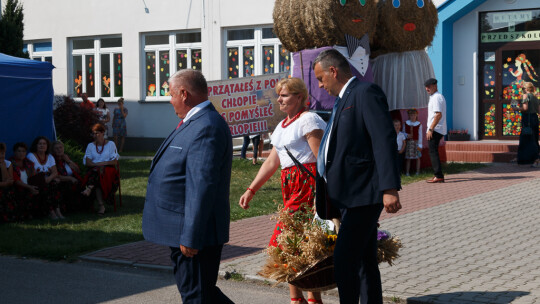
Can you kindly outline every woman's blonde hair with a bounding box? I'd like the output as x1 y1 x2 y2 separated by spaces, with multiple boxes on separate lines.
524 82 536 93
275 77 308 106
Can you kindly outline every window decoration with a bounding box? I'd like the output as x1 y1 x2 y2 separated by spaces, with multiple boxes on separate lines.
228 48 239 79
70 37 123 99
483 63 495 100
225 28 291 79
483 104 496 136
279 45 291 73
263 46 274 75
143 31 202 100
146 52 156 96
244 47 255 76
502 104 521 136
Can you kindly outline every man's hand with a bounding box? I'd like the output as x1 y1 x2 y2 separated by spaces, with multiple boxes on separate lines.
180 245 199 258
426 129 433 140
383 189 401 213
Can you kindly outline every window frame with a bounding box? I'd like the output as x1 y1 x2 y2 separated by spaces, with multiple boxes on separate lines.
24 40 53 63
69 36 123 101
224 26 290 79
142 31 203 102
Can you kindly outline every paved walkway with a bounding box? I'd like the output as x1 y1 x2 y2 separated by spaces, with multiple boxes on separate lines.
81 163 540 304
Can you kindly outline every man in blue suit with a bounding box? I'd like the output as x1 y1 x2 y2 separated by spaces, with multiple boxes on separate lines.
313 49 402 304
142 69 234 304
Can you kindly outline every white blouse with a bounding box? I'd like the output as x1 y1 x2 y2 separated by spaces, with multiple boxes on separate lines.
96 108 110 121
271 112 326 169
27 153 56 174
83 141 119 165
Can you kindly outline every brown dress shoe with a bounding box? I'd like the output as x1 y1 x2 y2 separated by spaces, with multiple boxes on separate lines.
426 176 445 183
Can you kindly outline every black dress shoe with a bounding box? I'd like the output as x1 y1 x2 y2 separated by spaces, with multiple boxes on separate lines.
426 176 445 183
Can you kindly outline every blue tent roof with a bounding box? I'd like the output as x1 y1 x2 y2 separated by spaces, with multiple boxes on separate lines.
0 52 54 79
0 52 56 158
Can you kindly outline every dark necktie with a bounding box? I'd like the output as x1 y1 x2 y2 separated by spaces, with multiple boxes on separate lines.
317 97 340 177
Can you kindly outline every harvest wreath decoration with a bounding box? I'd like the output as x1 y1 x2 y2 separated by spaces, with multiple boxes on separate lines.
259 205 402 291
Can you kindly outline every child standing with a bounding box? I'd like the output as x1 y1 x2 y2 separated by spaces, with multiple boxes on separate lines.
394 120 407 175
404 109 423 176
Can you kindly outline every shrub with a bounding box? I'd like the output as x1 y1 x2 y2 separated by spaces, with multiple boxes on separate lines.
53 96 99 149
60 137 86 174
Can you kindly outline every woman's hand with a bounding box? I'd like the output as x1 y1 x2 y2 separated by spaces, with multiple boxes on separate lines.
29 185 39 195
239 190 254 210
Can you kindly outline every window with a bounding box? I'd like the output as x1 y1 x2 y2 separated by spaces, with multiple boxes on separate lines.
70 36 123 98
225 27 291 79
143 31 202 100
24 41 53 63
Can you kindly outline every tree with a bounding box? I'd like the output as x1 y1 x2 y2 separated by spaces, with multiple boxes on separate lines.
0 0 27 58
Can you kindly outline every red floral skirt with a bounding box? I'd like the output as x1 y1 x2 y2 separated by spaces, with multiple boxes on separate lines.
269 162 316 247
83 165 119 205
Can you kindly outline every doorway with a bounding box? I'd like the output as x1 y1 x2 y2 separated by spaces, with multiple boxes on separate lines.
480 43 540 139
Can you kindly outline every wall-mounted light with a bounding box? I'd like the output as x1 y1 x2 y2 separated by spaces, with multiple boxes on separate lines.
142 0 150 13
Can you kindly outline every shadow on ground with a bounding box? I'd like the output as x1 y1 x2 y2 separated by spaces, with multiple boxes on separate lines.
222 244 264 261
407 291 530 304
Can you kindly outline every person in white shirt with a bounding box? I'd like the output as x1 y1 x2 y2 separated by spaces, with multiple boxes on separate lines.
9 142 39 220
52 140 84 212
425 78 447 183
239 77 326 304
0 142 16 222
82 123 119 215
27 136 64 219
394 120 407 175
95 98 111 138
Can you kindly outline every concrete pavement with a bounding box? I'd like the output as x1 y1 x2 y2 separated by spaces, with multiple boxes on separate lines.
81 163 540 304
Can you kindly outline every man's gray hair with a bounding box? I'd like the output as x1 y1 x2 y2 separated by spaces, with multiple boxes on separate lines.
312 49 351 74
169 69 208 97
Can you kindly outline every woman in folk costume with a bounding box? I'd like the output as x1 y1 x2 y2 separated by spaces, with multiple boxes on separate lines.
239 78 326 304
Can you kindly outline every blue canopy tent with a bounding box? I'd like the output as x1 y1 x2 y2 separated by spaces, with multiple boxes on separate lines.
0 52 55 158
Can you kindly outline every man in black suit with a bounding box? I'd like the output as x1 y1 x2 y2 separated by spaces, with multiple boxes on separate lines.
313 49 402 304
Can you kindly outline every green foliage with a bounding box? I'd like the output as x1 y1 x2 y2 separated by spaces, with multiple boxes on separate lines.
0 0 27 58
59 137 86 173
53 96 99 150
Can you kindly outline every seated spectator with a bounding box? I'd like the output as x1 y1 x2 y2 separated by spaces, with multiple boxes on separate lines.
27 136 64 220
0 142 16 222
52 140 85 212
10 142 39 220
82 123 119 215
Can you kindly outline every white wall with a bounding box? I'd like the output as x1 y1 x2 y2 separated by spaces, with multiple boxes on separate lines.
451 0 537 140
19 0 275 139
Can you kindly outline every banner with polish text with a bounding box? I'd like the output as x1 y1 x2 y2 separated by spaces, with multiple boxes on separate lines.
208 73 288 137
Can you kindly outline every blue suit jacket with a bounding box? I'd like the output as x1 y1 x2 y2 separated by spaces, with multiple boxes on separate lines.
316 79 401 219
142 104 232 249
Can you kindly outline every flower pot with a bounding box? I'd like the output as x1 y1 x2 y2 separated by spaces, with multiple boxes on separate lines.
447 133 470 141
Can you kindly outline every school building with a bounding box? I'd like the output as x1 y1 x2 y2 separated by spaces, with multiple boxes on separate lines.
9 0 540 152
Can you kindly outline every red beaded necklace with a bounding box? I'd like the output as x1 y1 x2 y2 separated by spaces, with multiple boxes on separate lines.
95 141 105 154
282 108 305 128
36 153 48 165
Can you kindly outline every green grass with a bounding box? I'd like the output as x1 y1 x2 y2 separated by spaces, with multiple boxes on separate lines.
230 158 282 221
119 151 156 157
0 159 485 260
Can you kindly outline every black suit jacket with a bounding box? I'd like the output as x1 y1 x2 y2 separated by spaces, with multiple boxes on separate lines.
316 78 401 219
